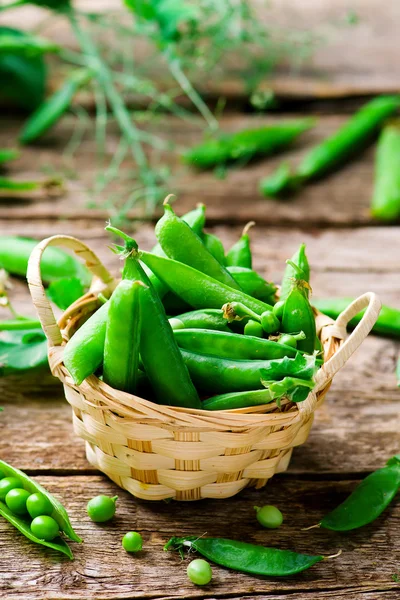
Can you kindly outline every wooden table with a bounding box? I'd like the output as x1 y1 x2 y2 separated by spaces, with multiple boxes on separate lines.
0 3 399 599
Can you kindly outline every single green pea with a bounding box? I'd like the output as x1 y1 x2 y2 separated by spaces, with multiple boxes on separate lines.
244 319 264 338
30 515 60 541
254 505 283 529
187 558 212 586
87 495 118 523
0 477 23 501
260 311 280 334
26 492 54 519
272 300 285 319
122 531 143 553
278 334 297 348
5 488 31 515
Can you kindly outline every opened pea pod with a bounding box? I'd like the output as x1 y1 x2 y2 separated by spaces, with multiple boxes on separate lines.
0 460 81 559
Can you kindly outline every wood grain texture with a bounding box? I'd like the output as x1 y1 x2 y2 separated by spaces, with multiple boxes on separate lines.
0 476 399 599
1 0 400 98
0 114 391 226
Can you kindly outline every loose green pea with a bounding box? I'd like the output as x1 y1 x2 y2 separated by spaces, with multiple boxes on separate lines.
244 319 264 337
26 492 54 519
278 334 297 348
30 515 60 541
87 495 118 523
254 505 283 529
187 558 212 586
0 477 23 501
272 300 285 319
122 531 143 553
260 311 280 334
5 488 31 515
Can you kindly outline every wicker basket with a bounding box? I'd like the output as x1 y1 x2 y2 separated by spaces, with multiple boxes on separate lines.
27 235 381 501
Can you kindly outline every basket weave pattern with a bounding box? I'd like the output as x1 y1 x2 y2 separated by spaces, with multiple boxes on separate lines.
27 236 381 501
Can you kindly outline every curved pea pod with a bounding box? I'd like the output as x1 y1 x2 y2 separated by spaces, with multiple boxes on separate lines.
103 280 144 394
371 125 400 222
312 297 399 338
227 266 277 303
202 232 225 264
19 68 93 144
0 459 81 558
180 349 317 394
155 201 240 289
282 283 316 354
202 377 314 410
182 120 315 169
174 308 231 332
164 536 337 577
261 95 400 196
225 222 255 269
280 244 310 302
139 251 273 315
174 328 298 360
305 455 400 532
0 236 90 284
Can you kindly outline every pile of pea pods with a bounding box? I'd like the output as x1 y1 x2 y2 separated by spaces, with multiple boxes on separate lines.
63 200 321 411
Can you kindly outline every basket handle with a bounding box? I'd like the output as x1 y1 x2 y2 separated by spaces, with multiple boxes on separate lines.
27 235 115 348
299 291 381 416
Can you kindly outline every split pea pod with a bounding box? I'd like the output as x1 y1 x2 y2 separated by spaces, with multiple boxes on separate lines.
155 201 240 289
107 226 201 409
312 297 399 338
202 377 314 410
0 236 90 284
180 349 317 394
261 95 400 196
306 455 400 532
174 328 298 360
164 536 337 577
0 459 81 559
225 222 255 269
371 124 400 222
19 68 93 144
182 119 315 169
138 251 274 315
103 279 144 394
280 244 310 302
227 266 277 303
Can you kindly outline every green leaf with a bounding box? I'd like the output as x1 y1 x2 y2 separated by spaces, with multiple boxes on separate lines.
46 277 84 310
0 328 48 376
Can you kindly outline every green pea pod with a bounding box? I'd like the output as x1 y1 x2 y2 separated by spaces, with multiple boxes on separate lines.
164 536 335 577
155 201 240 289
182 119 315 169
63 301 109 385
202 232 225 264
282 283 316 354
174 309 231 332
312 297 398 338
138 251 274 315
371 124 400 222
227 266 277 303
261 95 400 196
225 222 254 269
202 377 314 411
0 319 41 331
308 455 400 532
0 459 81 553
0 34 59 56
19 68 93 144
106 225 201 409
0 236 90 284
174 328 298 360
180 349 317 394
0 177 38 191
103 280 144 394
280 244 310 302
0 148 19 164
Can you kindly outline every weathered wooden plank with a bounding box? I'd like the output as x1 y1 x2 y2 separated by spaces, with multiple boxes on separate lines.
0 113 388 226
0 476 399 599
2 0 400 98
